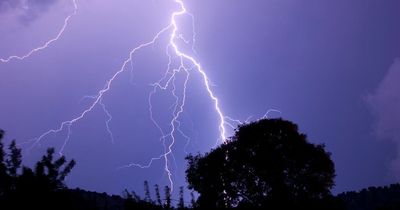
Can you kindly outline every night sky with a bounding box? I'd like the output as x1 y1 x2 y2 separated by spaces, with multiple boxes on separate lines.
1 0 400 196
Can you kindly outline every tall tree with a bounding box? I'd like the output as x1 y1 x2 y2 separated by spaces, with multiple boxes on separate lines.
154 184 162 206
144 181 152 203
186 118 336 209
0 130 5 169
178 186 185 210
4 140 21 192
6 140 21 178
164 186 171 210
0 130 9 198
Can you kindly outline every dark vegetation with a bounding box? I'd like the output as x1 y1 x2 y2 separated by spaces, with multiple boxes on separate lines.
186 119 338 209
338 184 400 210
0 119 399 210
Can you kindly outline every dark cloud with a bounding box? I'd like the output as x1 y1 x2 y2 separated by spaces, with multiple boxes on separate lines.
0 0 22 12
367 58 400 176
0 0 59 23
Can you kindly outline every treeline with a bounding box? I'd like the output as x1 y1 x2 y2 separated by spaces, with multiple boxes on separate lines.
122 182 195 210
338 184 400 210
0 128 193 210
59 182 400 210
2 119 400 210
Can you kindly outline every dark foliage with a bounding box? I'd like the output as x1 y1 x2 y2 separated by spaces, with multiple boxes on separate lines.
122 189 161 210
190 191 196 209
0 129 76 210
186 118 339 209
155 184 162 206
164 185 172 209
144 180 152 203
4 118 400 210
338 183 400 210
178 186 185 210
0 130 190 210
121 181 192 210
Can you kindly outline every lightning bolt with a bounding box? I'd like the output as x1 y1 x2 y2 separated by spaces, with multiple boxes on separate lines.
170 0 227 143
23 0 228 191
121 0 228 190
0 0 78 63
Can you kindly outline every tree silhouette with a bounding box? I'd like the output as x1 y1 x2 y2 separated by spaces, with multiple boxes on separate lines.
30 148 76 192
178 186 185 210
338 183 400 210
186 118 336 209
6 140 21 179
144 180 152 203
0 129 9 199
155 184 162 206
164 186 172 210
5 140 21 193
123 189 138 210
123 182 168 210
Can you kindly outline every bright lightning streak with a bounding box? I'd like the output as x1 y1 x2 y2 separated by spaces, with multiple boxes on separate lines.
26 0 229 191
170 0 227 143
0 0 78 63
128 0 227 190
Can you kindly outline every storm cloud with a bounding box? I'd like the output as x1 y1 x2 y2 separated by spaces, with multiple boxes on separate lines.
0 0 59 23
367 58 400 176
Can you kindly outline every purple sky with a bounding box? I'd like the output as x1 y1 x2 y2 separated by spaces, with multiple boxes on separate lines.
1 0 400 196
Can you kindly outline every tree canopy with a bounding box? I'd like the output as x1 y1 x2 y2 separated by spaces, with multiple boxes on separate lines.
186 118 337 209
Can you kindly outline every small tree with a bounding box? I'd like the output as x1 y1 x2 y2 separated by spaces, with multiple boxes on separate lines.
34 148 76 191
